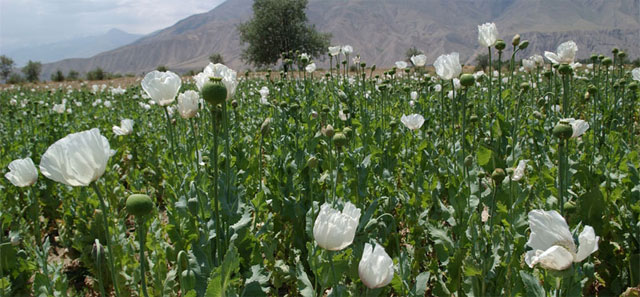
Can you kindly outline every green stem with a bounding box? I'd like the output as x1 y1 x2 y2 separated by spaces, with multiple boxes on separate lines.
137 220 150 297
210 109 223 265
91 182 121 297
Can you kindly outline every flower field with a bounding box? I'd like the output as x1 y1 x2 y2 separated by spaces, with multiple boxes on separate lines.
1 26 639 297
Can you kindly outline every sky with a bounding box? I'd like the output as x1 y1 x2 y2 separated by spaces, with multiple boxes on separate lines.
0 0 226 52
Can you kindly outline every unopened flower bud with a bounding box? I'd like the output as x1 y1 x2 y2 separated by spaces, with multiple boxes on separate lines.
518 40 529 50
492 168 506 183
332 132 348 148
512 34 521 47
126 194 154 218
495 39 506 51
261 118 272 136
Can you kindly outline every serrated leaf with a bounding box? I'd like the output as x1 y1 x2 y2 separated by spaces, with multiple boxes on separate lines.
519 271 545 297
296 262 315 297
205 245 240 297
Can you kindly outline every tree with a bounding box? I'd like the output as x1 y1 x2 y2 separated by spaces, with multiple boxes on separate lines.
475 53 489 71
238 0 330 67
0 55 14 82
51 69 65 82
405 47 423 62
156 65 168 72
67 70 80 81
209 53 224 64
86 67 106 81
22 60 42 82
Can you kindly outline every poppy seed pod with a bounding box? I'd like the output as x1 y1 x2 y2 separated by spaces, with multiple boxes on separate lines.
492 168 506 183
343 126 353 138
588 85 598 94
590 54 598 62
460 74 475 87
126 194 154 218
260 118 272 136
322 125 334 138
602 57 612 66
558 64 572 75
307 156 318 168
520 82 531 92
202 78 227 105
512 34 521 47
332 132 348 148
612 47 619 55
464 155 473 167
543 70 553 79
495 39 506 51
553 121 573 139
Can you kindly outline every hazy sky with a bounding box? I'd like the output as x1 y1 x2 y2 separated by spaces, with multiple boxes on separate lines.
0 0 225 52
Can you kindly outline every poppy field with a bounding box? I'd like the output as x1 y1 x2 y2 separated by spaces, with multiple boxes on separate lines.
1 24 640 297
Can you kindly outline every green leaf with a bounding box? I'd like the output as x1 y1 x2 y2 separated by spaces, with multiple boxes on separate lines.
242 265 270 297
411 271 430 297
296 262 315 297
519 271 545 297
477 145 493 166
205 245 240 297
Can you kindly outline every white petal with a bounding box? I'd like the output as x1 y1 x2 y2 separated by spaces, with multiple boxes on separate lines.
574 225 599 262
526 210 575 252
532 245 574 270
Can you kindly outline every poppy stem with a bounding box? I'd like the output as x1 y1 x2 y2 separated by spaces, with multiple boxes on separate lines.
91 182 121 297
137 219 150 297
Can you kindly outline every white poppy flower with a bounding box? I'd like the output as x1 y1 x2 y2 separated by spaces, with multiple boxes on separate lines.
358 243 394 289
400 114 425 131
512 160 527 181
478 22 499 47
342 45 353 55
544 41 578 65
39 128 112 187
525 210 599 270
141 70 182 106
411 54 427 67
313 202 361 251
306 63 316 73
632 68 640 82
194 63 238 100
395 61 408 70
177 90 200 119
434 52 462 80
5 157 38 187
561 118 590 138
328 46 341 57
112 119 134 136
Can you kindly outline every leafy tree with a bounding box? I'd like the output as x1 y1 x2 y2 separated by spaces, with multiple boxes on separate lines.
238 0 331 67
156 65 168 72
67 70 80 81
22 60 42 82
0 55 14 82
7 73 23 84
86 67 106 81
209 53 224 64
475 53 489 71
51 69 65 82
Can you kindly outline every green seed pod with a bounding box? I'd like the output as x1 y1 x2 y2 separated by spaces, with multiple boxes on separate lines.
520 82 530 92
558 64 572 75
491 168 506 183
518 40 529 50
602 57 612 66
260 118 272 136
464 155 473 167
598 55 605 61
612 47 619 55
460 74 475 87
470 115 478 123
201 78 227 105
181 269 196 291
307 156 318 168
360 62 366 68
495 39 506 51
332 132 348 148
323 125 334 138
543 70 553 79
512 34 521 47
371 65 376 72
590 54 598 62
588 85 598 94
343 126 353 138
126 194 154 218
553 121 573 139
629 82 638 91
536 98 546 107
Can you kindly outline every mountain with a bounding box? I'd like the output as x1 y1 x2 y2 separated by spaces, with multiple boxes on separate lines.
6 29 143 67
41 0 640 79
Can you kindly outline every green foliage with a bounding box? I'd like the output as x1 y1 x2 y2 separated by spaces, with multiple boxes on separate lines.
0 55 14 82
50 69 65 82
86 67 106 80
21 60 42 82
6 72 23 84
209 53 224 64
66 70 80 81
238 0 331 67
156 65 169 72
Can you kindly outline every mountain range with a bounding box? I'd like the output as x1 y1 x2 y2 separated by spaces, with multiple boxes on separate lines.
6 29 142 67
41 0 640 79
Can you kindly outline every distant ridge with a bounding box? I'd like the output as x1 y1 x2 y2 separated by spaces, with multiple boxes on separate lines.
6 29 142 67
41 0 640 79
